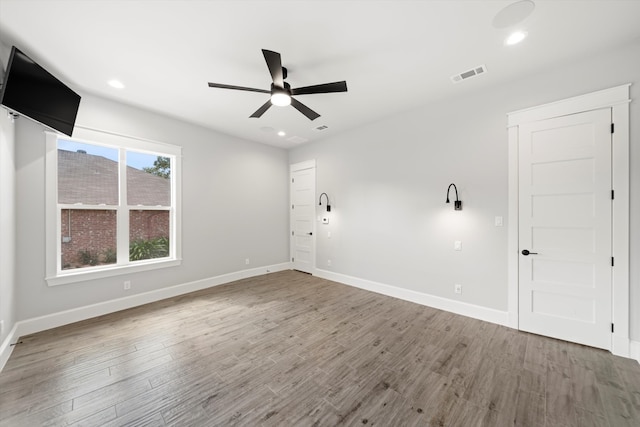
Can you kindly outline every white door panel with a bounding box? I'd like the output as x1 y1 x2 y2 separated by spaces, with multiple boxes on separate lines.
518 108 611 350
290 163 315 274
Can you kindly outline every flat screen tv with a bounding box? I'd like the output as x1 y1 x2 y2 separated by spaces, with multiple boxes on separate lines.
0 46 81 136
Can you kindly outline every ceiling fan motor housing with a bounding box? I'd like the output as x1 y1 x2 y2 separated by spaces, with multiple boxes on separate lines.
271 82 292 96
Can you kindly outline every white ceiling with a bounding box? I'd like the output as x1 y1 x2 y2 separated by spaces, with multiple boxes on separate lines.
1 0 640 149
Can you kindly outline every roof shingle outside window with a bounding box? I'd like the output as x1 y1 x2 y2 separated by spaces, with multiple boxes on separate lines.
58 150 170 206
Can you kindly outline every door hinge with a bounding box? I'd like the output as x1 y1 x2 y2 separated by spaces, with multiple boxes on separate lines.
611 123 614 134
611 190 614 200
292 178 294 183
292 204 294 209
611 257 614 267
611 323 614 333
291 231 294 236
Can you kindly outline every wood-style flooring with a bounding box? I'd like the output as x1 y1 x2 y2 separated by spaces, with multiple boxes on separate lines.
1 270 639 426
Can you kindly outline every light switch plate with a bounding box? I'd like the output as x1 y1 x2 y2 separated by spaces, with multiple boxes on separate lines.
495 216 504 227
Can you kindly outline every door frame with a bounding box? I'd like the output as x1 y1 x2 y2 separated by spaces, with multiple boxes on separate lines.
507 84 630 356
290 159 316 273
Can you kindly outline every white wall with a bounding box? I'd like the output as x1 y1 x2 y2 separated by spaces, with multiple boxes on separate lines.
0 108 16 347
14 94 290 321
290 38 640 340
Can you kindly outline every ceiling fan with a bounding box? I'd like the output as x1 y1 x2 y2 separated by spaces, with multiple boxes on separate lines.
208 49 347 121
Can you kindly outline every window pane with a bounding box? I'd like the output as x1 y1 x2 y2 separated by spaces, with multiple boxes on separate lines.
127 152 171 206
129 210 170 261
61 209 117 270
58 140 119 205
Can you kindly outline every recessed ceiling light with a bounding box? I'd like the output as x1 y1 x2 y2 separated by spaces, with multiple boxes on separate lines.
505 31 528 46
277 131 286 137
108 79 125 89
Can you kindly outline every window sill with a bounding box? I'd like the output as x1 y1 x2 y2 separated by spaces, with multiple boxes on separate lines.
46 258 182 286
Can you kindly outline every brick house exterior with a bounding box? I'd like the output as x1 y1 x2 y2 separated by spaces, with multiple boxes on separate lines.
58 150 170 269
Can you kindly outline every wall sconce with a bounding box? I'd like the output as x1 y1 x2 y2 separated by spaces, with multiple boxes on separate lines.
445 183 462 210
319 192 331 212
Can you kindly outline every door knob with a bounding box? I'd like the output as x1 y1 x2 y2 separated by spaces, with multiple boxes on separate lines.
307 232 313 236
521 249 538 256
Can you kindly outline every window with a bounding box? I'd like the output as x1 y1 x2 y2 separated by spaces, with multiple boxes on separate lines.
46 128 181 285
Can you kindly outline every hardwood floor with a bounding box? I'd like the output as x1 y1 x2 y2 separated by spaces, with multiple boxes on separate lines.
1 270 638 426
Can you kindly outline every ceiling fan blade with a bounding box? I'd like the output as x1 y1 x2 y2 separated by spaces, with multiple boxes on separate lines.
291 81 348 96
291 98 320 121
208 82 270 94
262 49 284 87
250 100 273 118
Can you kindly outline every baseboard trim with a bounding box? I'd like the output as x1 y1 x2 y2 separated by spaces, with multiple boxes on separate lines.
0 323 19 373
613 333 631 358
1 262 290 372
630 340 640 364
313 268 510 327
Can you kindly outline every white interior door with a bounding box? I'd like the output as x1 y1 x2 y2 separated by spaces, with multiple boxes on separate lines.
290 162 315 274
518 108 612 350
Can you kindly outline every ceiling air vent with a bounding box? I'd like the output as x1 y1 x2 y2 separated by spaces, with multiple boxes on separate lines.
314 125 329 131
450 65 487 83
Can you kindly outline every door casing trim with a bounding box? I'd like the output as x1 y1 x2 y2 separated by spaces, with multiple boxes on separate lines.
507 84 631 356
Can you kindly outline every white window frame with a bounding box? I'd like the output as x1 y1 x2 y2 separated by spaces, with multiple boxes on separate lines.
45 127 182 286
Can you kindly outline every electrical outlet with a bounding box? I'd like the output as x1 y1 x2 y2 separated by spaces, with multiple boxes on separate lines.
454 241 462 251
454 284 462 294
245 258 250 265
124 281 131 290
327 259 332 267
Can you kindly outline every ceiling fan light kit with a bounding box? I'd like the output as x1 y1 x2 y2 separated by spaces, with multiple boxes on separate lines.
208 49 347 120
270 85 291 107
